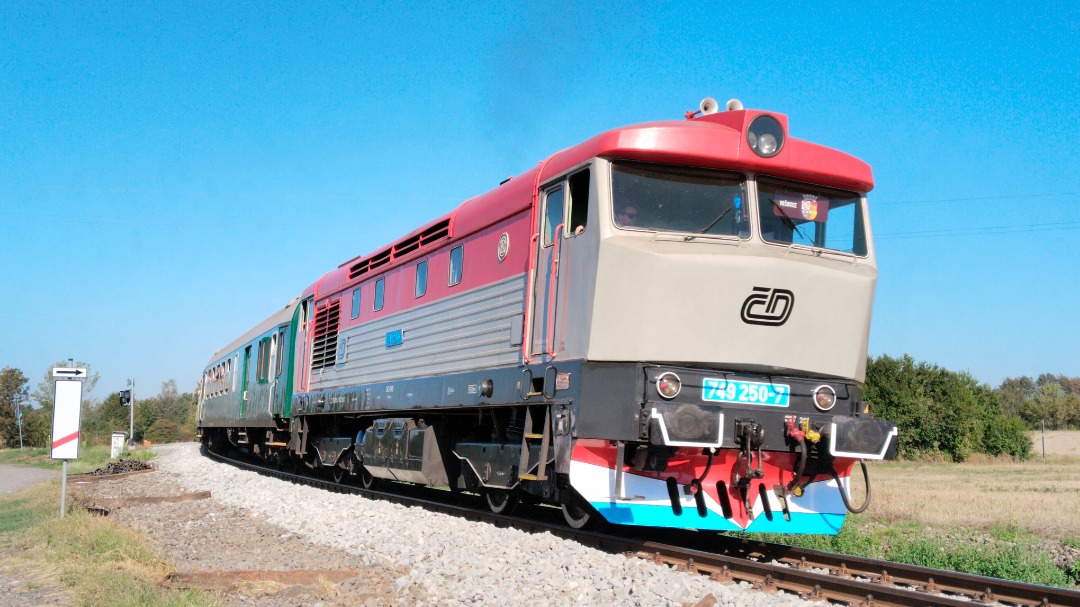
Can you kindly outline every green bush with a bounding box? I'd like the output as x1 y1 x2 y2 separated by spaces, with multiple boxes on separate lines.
143 419 184 444
865 355 1031 461
982 414 1032 458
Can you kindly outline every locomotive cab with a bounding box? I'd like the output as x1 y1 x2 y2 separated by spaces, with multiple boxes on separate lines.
530 106 899 533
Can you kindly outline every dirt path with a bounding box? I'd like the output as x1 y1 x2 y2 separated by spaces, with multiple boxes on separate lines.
72 468 415 606
0 464 57 498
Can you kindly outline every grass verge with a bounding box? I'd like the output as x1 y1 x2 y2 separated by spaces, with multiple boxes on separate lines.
0 482 219 607
0 444 155 474
739 516 1077 588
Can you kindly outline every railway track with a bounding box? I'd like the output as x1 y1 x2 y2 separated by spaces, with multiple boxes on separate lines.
202 449 1080 607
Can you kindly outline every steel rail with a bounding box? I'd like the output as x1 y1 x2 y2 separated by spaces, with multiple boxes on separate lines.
202 448 1079 607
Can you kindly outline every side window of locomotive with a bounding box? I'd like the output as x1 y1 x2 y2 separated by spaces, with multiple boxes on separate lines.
756 177 867 255
610 161 747 236
542 186 565 247
448 245 463 286
351 288 362 319
567 169 590 235
374 278 385 311
415 260 428 298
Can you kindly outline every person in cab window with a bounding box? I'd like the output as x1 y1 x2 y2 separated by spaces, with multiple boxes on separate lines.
616 203 637 227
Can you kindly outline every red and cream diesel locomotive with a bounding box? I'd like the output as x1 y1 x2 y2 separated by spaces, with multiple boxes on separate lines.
198 98 898 535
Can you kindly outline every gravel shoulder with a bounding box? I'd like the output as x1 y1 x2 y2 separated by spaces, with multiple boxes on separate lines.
72 456 407 606
73 443 822 607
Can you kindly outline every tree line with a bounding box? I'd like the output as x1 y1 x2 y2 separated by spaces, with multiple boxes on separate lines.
2 358 1077 460
0 362 197 449
865 355 1033 461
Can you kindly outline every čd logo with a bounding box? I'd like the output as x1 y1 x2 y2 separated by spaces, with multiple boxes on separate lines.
740 287 794 326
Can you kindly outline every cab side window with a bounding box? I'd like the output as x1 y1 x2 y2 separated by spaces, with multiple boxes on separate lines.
542 187 564 247
568 169 590 234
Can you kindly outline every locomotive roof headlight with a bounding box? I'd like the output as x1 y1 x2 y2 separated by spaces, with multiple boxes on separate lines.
747 115 785 158
813 385 837 411
656 372 682 399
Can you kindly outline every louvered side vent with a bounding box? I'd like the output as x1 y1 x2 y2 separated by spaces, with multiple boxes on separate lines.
420 219 450 244
348 260 367 281
311 300 340 370
346 218 451 281
393 233 421 257
368 249 391 271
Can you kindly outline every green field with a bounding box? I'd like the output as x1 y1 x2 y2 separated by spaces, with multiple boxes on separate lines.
742 451 1080 587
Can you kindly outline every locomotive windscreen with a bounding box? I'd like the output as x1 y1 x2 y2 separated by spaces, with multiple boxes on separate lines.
757 177 868 255
611 161 749 237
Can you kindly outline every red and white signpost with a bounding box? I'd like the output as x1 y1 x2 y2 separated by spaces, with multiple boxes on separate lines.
51 365 86 518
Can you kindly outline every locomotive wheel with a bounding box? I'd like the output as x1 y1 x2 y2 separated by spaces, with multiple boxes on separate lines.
485 489 519 515
561 496 595 529
359 467 380 490
332 465 347 484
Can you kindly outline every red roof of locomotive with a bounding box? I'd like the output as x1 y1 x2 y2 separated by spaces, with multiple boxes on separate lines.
302 108 874 300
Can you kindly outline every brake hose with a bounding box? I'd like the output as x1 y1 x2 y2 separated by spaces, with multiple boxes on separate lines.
832 459 871 514
785 436 807 493
693 448 715 485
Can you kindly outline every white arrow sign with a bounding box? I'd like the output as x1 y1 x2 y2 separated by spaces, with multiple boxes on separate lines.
52 368 88 378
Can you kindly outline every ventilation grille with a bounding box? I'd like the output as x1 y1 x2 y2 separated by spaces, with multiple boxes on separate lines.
348 218 451 281
311 300 340 370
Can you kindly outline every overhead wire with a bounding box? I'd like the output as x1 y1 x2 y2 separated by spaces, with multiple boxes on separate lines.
876 221 1080 240
874 192 1078 205
871 190 1080 239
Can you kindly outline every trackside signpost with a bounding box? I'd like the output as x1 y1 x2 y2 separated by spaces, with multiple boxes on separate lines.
51 365 86 518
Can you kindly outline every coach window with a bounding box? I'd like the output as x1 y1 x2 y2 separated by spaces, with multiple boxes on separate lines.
415 260 428 298
567 169 590 235
374 277 385 311
542 187 565 246
275 328 286 377
448 245 463 286
269 332 278 381
256 337 271 384
351 288 362 319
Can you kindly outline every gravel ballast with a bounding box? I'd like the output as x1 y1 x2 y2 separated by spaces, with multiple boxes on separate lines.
141 443 822 606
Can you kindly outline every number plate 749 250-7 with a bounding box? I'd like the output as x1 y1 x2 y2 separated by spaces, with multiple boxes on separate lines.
701 378 790 407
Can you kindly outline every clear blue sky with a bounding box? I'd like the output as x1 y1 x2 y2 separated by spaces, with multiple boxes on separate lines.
2 2 1077 404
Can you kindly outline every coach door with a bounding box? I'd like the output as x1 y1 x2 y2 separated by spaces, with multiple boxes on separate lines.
530 169 590 360
239 345 251 418
294 298 312 394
